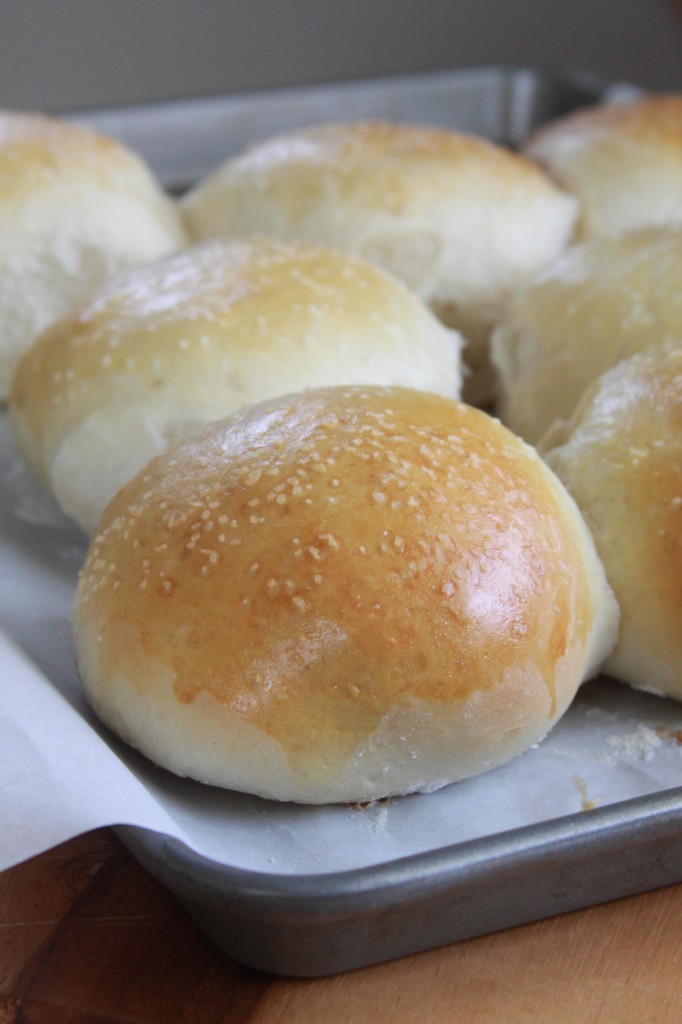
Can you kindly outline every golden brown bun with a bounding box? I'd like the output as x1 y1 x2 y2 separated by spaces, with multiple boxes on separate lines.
0 109 186 398
9 238 462 535
524 95 682 238
491 227 682 444
72 386 618 804
543 346 682 701
181 120 577 404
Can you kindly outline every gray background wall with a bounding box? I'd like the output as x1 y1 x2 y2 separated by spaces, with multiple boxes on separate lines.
0 0 681 113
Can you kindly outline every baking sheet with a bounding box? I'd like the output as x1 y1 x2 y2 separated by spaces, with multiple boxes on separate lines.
1 65 680 975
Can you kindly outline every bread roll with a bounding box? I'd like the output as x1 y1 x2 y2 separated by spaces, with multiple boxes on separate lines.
0 109 186 398
543 346 682 700
491 227 682 444
524 94 682 239
72 385 618 804
10 238 462 535
180 120 578 404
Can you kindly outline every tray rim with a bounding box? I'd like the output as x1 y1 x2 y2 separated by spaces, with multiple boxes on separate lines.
66 61 616 120
66 62 639 191
116 782 682 974
118 783 682 906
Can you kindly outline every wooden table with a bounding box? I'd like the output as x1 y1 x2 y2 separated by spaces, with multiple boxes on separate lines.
2 828 681 1023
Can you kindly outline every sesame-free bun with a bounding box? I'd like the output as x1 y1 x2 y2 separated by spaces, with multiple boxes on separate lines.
181 120 577 403
0 109 186 398
73 386 618 804
543 346 682 700
491 227 682 444
10 238 462 535
524 94 682 238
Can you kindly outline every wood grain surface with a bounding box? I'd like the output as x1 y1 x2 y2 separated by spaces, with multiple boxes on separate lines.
1 829 681 1023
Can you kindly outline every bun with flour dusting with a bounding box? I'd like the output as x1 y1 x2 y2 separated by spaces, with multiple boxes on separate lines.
73 385 618 804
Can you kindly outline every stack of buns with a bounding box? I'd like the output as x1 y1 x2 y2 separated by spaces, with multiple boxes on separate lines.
6 90 682 805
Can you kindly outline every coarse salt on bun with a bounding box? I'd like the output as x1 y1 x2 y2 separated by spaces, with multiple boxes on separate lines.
0 109 186 398
9 238 462 535
542 346 682 701
491 226 682 445
72 386 618 804
180 120 577 404
524 94 682 238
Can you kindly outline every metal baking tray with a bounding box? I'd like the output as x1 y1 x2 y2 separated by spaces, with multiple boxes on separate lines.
65 65 679 976
75 63 641 192
119 789 682 976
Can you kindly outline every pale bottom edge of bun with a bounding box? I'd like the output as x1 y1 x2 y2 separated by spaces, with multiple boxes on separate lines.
75 626 585 804
49 404 211 535
602 642 682 704
431 300 497 408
